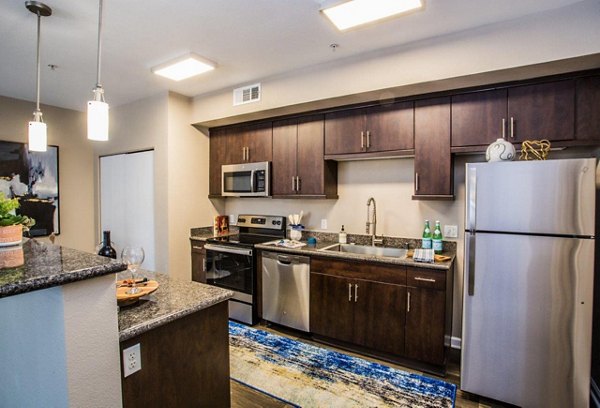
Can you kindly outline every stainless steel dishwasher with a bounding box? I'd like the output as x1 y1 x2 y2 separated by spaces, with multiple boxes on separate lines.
261 251 310 332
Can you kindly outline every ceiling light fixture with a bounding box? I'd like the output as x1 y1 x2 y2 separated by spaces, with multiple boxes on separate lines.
322 0 423 31
152 54 216 81
25 1 52 152
88 0 109 141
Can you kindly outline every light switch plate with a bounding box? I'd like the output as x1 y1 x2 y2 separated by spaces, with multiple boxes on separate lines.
444 225 458 238
122 343 141 377
321 219 328 230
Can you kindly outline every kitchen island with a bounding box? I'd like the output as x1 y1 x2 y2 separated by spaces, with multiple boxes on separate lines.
118 271 233 408
0 239 127 408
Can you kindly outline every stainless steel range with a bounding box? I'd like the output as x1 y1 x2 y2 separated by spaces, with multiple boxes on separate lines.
204 214 286 325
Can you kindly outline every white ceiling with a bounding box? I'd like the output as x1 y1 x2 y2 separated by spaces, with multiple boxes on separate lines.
0 0 585 112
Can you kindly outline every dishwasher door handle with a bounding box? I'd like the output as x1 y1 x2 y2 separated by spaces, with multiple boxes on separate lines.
277 255 293 265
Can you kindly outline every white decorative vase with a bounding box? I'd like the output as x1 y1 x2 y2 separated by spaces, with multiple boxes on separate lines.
289 227 303 241
486 138 516 162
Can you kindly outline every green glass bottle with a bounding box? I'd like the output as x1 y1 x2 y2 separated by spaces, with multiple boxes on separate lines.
432 220 443 254
421 220 432 249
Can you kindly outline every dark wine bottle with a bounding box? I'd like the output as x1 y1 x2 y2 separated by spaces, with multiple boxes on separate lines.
98 230 117 259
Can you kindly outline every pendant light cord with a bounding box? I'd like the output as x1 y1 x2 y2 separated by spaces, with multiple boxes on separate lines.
95 0 103 89
35 12 41 114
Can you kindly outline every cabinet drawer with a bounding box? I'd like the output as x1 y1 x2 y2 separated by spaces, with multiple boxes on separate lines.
407 267 445 290
191 241 205 253
311 257 406 285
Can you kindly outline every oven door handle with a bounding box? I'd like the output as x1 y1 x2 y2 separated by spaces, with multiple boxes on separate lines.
204 244 253 257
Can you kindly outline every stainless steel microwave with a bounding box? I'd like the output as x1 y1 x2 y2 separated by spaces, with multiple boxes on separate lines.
222 161 270 197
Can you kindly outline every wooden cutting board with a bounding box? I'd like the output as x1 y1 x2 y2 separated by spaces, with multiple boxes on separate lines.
406 250 452 263
116 279 159 304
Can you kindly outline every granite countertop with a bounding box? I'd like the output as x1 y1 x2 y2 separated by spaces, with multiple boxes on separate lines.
255 241 455 271
0 239 127 299
118 271 233 342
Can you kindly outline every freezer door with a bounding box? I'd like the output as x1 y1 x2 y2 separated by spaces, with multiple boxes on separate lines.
465 159 596 236
461 232 593 407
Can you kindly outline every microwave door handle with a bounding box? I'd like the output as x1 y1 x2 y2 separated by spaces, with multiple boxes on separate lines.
250 170 255 192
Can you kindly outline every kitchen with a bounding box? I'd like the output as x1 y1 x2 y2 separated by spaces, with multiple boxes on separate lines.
1 0 600 407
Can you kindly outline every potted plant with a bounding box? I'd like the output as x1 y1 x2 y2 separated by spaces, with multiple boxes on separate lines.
0 193 35 245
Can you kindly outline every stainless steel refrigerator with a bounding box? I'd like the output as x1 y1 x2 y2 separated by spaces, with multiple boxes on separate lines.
461 158 596 407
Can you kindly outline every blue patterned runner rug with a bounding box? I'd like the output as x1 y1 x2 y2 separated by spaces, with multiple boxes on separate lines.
229 321 456 407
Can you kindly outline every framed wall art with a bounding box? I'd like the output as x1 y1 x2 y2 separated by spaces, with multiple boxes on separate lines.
0 141 59 236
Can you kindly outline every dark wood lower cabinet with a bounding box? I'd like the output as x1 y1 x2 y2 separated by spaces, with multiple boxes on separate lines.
191 240 206 283
310 257 452 370
120 302 230 408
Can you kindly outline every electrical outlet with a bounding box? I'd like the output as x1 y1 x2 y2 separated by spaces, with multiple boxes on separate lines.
229 214 237 226
320 219 328 230
122 343 141 377
444 225 458 238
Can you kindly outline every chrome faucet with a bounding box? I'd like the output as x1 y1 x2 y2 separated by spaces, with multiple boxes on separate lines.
366 197 383 246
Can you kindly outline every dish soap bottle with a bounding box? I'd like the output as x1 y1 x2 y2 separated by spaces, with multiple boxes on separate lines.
422 220 432 249
433 220 443 254
339 225 347 244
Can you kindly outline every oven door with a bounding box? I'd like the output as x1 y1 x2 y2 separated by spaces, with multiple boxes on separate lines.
204 244 254 294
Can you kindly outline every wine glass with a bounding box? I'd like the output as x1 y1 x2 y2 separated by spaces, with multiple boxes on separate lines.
121 246 145 295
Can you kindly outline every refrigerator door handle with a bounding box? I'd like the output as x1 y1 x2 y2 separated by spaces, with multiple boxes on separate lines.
466 232 476 296
466 166 477 231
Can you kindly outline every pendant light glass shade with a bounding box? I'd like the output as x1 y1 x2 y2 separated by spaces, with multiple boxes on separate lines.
87 91 109 141
28 118 47 152
88 0 109 141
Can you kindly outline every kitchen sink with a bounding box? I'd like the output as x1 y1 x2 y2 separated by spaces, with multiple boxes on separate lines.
319 243 407 258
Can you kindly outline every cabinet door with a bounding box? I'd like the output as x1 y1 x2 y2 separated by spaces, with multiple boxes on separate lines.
354 280 406 356
405 286 446 365
508 80 575 142
451 89 507 147
244 123 273 163
365 102 414 152
576 76 600 142
272 119 298 196
324 109 367 155
310 273 356 344
191 244 206 283
414 97 453 198
297 115 325 195
209 128 229 196
226 127 246 164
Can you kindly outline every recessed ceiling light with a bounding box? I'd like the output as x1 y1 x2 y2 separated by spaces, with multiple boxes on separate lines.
322 0 423 31
152 53 216 81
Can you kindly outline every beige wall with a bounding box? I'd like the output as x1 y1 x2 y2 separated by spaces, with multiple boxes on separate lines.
0 95 95 251
192 1 600 124
166 92 220 280
94 92 170 271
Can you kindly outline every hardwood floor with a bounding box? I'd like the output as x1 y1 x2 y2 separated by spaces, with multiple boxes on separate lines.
230 323 515 408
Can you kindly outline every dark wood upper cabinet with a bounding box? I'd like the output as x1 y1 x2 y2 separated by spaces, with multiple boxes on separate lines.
272 115 337 198
507 80 575 142
451 89 507 147
576 75 600 142
325 102 414 156
413 97 453 199
243 123 273 163
208 128 229 196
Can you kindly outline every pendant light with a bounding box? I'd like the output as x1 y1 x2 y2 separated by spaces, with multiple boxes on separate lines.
88 0 109 141
25 1 52 152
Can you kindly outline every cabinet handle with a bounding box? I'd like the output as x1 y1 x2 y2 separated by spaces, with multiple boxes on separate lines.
296 176 301 192
246 147 250 161
414 277 436 283
354 284 358 302
360 131 365 149
502 118 506 140
192 245 204 250
415 173 420 192
292 177 296 191
242 147 246 161
366 131 370 149
510 117 515 139
202 259 207 272
407 291 411 312
348 283 352 302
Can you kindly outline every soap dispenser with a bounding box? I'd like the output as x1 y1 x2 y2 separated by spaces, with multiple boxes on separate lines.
339 225 347 244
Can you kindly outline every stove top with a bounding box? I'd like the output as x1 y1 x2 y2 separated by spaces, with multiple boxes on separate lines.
206 214 286 249
207 234 279 248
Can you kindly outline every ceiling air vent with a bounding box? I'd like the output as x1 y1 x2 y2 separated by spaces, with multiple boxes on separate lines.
233 83 261 106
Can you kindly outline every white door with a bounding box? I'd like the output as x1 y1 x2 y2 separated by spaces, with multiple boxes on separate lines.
100 150 155 270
